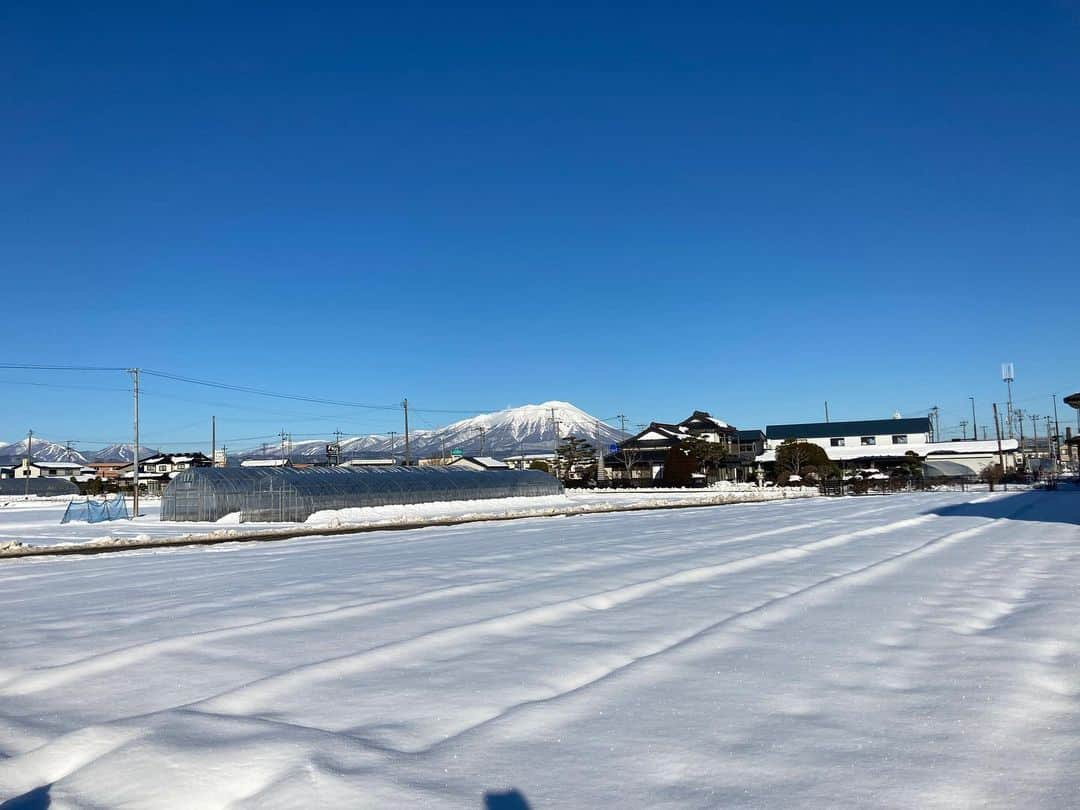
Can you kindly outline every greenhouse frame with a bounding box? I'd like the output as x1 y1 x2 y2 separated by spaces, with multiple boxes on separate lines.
160 466 563 523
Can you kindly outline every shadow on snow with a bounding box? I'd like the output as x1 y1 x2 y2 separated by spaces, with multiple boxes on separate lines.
925 488 1080 527
0 785 51 810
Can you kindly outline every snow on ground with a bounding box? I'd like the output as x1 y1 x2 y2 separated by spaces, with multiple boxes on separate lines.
1 489 1079 807
0 486 818 549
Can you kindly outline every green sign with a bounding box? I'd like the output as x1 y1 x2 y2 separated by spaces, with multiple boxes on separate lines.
451 448 464 457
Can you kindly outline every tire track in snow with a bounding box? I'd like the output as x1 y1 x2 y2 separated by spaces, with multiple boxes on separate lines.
0 581 505 695
419 517 1011 755
0 506 910 694
196 513 941 718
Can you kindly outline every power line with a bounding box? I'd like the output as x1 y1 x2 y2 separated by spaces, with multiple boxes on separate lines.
0 363 128 372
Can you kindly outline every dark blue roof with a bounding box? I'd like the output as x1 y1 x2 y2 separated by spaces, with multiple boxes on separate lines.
735 429 765 440
766 418 930 441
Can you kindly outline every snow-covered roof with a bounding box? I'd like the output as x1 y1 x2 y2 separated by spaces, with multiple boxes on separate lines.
30 461 85 469
241 459 291 467
449 456 510 469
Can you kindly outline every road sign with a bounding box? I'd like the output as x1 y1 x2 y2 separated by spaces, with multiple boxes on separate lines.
609 444 619 453
451 448 464 457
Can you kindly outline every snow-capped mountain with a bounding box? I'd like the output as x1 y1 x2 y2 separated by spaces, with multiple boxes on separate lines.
0 438 88 466
235 401 625 461
420 401 624 457
89 444 162 463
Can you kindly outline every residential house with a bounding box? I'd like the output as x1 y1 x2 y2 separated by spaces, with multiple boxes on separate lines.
604 411 740 486
119 452 213 494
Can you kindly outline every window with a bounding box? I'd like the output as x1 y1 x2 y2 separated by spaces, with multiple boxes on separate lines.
860 436 876 446
892 435 908 444
830 438 845 447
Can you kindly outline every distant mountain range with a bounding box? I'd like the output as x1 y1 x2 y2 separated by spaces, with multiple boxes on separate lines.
1 402 623 467
0 440 160 466
235 401 626 462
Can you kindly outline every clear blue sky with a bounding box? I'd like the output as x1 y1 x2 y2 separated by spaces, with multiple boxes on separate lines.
3 1 1078 451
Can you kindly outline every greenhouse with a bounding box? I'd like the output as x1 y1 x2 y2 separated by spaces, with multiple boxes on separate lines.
0 478 79 497
161 465 563 523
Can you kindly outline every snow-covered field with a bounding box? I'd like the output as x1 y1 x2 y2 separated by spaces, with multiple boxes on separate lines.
0 486 817 550
1 489 1078 807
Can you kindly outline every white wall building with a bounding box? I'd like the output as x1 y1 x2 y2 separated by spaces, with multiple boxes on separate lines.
759 417 1019 476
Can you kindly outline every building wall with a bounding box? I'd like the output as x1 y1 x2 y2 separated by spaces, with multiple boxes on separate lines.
766 432 929 452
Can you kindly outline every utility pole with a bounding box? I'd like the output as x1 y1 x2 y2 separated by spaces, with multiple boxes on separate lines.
1015 409 1025 452
981 425 988 441
960 420 968 440
993 403 1006 491
25 428 33 497
616 414 627 435
402 398 411 466
130 368 140 517
969 397 977 442
1052 394 1062 470
332 429 344 464
596 419 607 482
550 406 561 478
1046 415 1055 480
930 406 940 443
388 431 397 459
1002 363 1016 439
1030 414 1039 469
279 429 288 461
824 401 830 423
211 415 216 465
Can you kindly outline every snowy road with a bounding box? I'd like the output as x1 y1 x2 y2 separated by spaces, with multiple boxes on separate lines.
1 490 1078 807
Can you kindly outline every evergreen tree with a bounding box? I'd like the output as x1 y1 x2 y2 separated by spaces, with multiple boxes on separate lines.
556 436 597 482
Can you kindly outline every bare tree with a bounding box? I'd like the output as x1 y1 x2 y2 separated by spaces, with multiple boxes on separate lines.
618 445 644 487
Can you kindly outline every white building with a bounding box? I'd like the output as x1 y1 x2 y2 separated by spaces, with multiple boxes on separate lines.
5 461 94 481
764 417 932 453
759 417 1019 476
341 458 396 467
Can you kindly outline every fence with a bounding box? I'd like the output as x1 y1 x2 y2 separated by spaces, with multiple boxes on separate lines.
61 495 130 524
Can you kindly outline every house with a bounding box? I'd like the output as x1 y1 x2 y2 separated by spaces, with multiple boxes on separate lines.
447 456 511 471
759 417 1019 478
735 429 766 470
118 452 213 494
4 461 95 481
88 461 129 481
501 452 556 471
604 411 741 486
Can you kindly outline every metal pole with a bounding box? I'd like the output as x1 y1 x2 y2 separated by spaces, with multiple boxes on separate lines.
970 397 977 442
824 401 829 423
1052 394 1061 470
211 415 216 466
1030 414 1038 473
993 403 1006 491
25 428 33 497
131 368 140 517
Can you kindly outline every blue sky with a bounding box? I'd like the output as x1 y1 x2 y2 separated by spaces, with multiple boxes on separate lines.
2 1 1078 451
